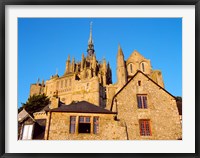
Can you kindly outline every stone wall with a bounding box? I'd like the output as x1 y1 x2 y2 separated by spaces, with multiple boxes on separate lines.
45 112 127 140
112 72 182 140
45 75 100 106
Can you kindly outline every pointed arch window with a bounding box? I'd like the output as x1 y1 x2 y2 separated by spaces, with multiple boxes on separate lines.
142 63 145 72
130 64 133 73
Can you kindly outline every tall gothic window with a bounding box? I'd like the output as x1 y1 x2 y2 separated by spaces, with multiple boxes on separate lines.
65 79 67 87
69 78 71 86
130 64 133 73
56 81 59 89
142 63 145 72
61 80 63 89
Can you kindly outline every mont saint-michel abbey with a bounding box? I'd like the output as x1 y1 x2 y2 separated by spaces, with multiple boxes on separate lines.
18 23 182 140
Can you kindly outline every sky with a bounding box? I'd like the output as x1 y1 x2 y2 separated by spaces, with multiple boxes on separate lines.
18 18 182 108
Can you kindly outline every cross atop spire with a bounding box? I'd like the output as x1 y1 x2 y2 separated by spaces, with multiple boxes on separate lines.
87 22 95 57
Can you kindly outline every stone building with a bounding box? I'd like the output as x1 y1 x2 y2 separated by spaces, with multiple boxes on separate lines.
18 109 46 140
28 23 182 140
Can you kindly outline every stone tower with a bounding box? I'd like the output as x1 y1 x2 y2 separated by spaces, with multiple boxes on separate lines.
117 44 127 89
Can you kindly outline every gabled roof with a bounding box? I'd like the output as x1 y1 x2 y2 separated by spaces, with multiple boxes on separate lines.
18 109 35 123
126 50 147 64
110 70 176 111
45 101 116 114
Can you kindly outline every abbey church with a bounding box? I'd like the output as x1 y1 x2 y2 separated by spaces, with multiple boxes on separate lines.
19 23 182 140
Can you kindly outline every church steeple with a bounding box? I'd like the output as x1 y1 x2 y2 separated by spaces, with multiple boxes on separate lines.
87 22 95 57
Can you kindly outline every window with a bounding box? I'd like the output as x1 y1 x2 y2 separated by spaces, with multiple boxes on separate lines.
56 81 59 89
69 116 100 134
65 79 67 87
93 117 99 134
70 116 76 134
130 64 133 73
78 116 91 133
61 80 63 89
139 120 151 136
142 63 145 72
138 81 141 86
137 95 147 109
22 124 33 140
69 78 71 86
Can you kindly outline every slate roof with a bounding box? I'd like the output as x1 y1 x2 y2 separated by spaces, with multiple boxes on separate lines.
44 101 116 114
18 109 35 123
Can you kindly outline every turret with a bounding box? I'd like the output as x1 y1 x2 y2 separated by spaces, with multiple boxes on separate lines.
107 62 112 84
117 44 127 89
102 58 107 86
92 54 97 76
71 57 75 73
65 55 70 74
81 53 85 71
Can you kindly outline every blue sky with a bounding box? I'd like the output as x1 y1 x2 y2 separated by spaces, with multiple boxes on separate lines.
18 18 182 107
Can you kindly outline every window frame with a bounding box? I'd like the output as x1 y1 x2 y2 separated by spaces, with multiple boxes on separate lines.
69 116 76 134
141 62 145 72
78 116 91 134
137 94 148 109
139 119 152 136
130 63 133 73
22 124 34 140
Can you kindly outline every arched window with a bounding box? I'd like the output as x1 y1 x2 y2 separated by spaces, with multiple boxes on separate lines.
142 63 145 72
56 81 59 89
130 64 133 73
69 78 71 86
65 79 67 87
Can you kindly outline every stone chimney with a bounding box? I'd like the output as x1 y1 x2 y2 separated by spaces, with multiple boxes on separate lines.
49 95 60 109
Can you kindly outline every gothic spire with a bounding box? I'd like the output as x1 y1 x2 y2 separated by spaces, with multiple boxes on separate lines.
87 22 95 57
88 22 93 44
118 44 124 57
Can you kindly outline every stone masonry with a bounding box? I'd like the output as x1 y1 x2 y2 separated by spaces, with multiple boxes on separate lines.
31 22 182 140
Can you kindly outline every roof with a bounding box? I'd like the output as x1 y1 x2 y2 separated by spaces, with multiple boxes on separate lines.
18 109 35 123
111 70 176 111
44 101 116 114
